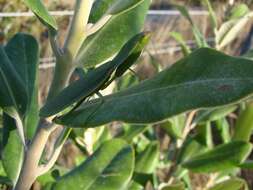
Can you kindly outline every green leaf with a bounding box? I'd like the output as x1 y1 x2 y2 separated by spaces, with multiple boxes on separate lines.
182 141 252 173
53 139 134 190
209 178 247 190
5 33 39 139
119 124 148 142
23 0 57 30
41 32 149 117
1 114 24 184
128 181 143 190
135 142 159 174
214 118 231 143
132 172 153 186
176 137 207 164
195 122 213 148
106 0 145 15
56 48 253 128
0 46 27 115
0 161 6 176
161 114 186 139
76 0 150 68
5 33 39 112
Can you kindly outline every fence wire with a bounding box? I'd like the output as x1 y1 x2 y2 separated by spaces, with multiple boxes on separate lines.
0 10 209 18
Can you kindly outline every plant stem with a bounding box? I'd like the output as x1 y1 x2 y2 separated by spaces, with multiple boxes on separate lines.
14 122 57 190
37 128 72 176
46 57 74 100
13 111 26 149
64 0 93 59
14 1 94 189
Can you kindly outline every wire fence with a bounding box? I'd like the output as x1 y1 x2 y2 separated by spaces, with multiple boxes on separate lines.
0 9 209 18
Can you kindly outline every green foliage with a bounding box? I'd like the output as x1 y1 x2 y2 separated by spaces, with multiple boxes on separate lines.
1 1 253 190
5 33 39 138
53 139 134 190
135 141 159 173
55 48 253 127
0 46 27 115
182 141 252 173
76 0 150 67
23 0 57 30
2 114 24 184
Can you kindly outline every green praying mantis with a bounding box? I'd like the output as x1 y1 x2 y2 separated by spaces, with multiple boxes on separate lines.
40 32 151 118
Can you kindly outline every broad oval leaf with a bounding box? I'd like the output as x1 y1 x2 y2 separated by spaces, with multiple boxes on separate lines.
24 0 57 30
5 33 39 139
55 48 253 128
5 33 39 111
182 141 252 173
75 0 150 68
106 0 145 15
0 46 27 115
209 178 247 190
53 139 134 190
